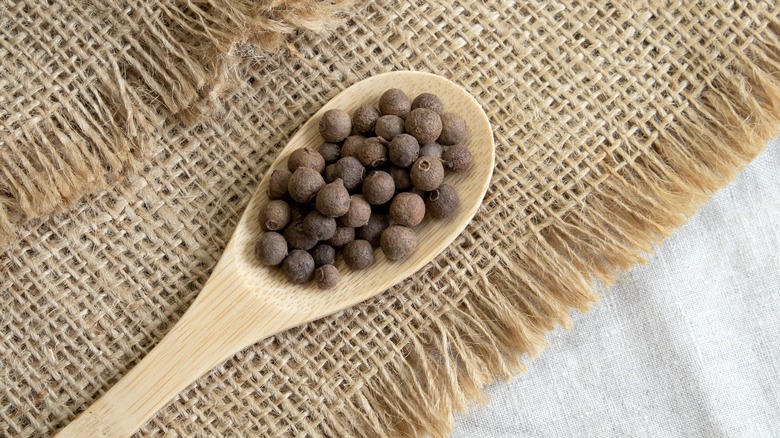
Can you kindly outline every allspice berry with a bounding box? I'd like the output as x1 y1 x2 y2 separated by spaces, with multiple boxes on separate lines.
256 232 288 266
268 169 292 200
325 164 336 183
283 250 315 283
419 142 444 158
410 157 444 191
288 167 325 203
388 166 412 191
315 264 339 289
319 143 341 164
380 225 418 261
340 195 371 227
388 134 420 167
353 104 380 134
327 226 355 248
375 115 405 140
379 88 411 118
389 192 425 227
358 137 388 167
343 240 374 270
332 157 365 191
441 145 473 172
341 135 365 158
316 178 351 217
427 184 460 219
438 112 468 145
310 243 335 266
303 211 337 240
411 93 444 114
357 212 389 247
288 147 326 173
405 108 442 145
362 171 395 205
261 200 292 231
319 109 352 143
284 221 318 251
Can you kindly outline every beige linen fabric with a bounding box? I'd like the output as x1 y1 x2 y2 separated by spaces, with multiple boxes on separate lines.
2 0 780 437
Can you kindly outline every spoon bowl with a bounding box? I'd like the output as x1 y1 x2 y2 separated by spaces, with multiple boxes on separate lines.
58 71 494 437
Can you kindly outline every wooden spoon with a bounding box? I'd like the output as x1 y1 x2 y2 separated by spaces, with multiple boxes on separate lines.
57 71 495 437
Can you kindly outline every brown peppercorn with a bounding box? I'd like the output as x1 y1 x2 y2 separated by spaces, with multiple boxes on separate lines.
405 108 442 145
340 195 371 227
353 104 380 135
389 192 425 227
326 226 355 248
357 212 389 247
358 137 388 167
319 143 341 164
302 211 337 240
411 93 444 114
316 178 351 218
332 157 365 191
437 112 468 145
288 147 326 173
410 157 445 191
388 134 420 167
380 225 418 261
341 135 365 158
441 145 473 172
283 250 315 283
288 167 325 203
343 240 374 270
362 171 395 205
310 243 335 266
315 264 339 289
379 88 411 118
261 200 292 231
319 109 352 143
255 232 288 266
375 115 405 140
268 168 292 200
283 221 318 251
388 166 412 191
426 184 460 219
419 142 444 158
324 164 336 183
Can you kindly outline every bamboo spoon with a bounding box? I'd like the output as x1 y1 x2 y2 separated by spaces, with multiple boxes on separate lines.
57 71 494 437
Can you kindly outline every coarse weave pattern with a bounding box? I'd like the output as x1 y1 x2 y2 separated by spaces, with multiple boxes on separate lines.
2 0 780 437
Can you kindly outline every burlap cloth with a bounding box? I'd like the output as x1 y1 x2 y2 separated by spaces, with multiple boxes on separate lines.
2 0 780 436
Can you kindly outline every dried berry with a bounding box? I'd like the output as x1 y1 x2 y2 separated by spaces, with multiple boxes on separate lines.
319 109 352 143
388 166 412 192
379 88 411 118
341 135 365 158
357 212 389 247
411 93 444 114
362 171 395 205
256 232 288 266
389 192 425 227
380 225 418 261
388 134 420 167
261 200 292 231
283 250 315 283
358 137 388 167
332 157 365 191
419 142 444 158
405 108 442 145
324 164 336 183
410 157 444 191
303 211 337 240
268 168 292 200
316 178 351 217
340 195 371 227
353 104 380 134
310 243 336 266
288 147 326 173
375 115 405 140
284 221 318 251
410 187 427 198
319 143 341 164
343 240 374 270
437 112 468 145
441 145 473 172
427 184 460 219
327 226 355 248
288 167 325 203
315 264 339 289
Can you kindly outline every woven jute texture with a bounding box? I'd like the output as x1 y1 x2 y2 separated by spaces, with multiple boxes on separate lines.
3 0 780 436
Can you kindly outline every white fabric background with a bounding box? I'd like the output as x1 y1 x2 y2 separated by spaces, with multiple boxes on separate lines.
452 138 780 437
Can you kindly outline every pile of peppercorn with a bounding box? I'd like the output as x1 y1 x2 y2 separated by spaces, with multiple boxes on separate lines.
256 88 473 289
